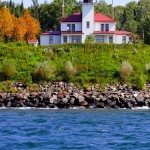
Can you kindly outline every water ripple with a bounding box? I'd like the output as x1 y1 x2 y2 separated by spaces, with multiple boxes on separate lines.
0 109 150 149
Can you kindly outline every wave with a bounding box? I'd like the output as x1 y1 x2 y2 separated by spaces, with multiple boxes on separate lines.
131 106 150 110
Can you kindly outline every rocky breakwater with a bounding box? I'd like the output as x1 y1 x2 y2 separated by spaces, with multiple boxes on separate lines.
0 82 150 109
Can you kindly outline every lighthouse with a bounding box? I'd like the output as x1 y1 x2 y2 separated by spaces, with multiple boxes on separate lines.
82 0 96 42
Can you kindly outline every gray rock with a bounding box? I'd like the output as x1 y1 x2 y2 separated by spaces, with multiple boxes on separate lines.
136 95 145 102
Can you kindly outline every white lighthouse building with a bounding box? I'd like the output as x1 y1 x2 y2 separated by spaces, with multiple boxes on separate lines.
40 0 130 46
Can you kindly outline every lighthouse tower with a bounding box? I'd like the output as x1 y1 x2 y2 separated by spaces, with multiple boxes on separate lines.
82 0 96 42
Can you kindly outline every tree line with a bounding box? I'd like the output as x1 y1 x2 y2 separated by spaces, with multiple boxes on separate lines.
0 0 150 44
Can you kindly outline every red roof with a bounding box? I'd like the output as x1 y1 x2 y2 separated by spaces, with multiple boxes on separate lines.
115 31 131 35
94 13 116 22
27 40 38 43
93 31 131 35
41 31 61 35
61 31 83 34
61 13 82 22
61 12 116 23
93 31 115 34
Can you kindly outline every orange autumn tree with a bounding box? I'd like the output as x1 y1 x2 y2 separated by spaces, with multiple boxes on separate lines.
15 17 27 41
21 10 41 40
0 8 15 42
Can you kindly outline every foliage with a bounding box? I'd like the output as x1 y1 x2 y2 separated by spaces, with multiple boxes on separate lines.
0 8 15 42
145 63 150 73
33 61 53 81
0 0 150 44
145 63 150 80
0 42 149 88
85 34 95 44
0 59 17 80
0 7 41 42
22 10 41 40
132 74 147 90
65 60 76 81
118 61 133 82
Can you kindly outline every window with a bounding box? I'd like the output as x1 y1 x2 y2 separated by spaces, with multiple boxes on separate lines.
63 36 67 43
49 36 53 44
109 36 113 43
105 24 109 31
67 24 75 31
72 24 75 31
122 36 126 43
69 35 81 43
95 35 105 43
95 35 100 42
76 36 81 43
71 36 76 43
101 24 104 31
67 24 71 31
87 21 90 28
100 35 105 42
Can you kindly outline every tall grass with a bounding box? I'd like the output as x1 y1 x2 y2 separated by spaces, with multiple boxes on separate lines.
0 43 149 88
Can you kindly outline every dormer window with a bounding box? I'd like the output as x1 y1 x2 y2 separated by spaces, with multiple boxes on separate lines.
105 24 109 31
67 24 75 32
67 24 71 31
101 24 104 31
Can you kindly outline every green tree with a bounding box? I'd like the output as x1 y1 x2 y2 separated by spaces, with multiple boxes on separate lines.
121 1 138 33
95 0 111 17
143 12 150 44
31 0 39 20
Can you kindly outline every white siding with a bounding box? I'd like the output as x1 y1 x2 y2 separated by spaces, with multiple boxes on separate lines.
94 22 116 31
115 35 130 44
40 35 50 46
61 22 82 31
53 35 61 44
82 3 94 43
40 35 61 46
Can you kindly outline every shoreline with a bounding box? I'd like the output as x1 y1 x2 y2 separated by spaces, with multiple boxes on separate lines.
0 106 149 110
0 82 150 109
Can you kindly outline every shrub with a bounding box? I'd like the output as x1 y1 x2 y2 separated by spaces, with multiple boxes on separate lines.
132 74 146 90
85 34 95 43
0 59 17 80
24 70 32 86
65 60 76 80
145 63 150 80
145 63 150 72
33 61 53 81
119 61 133 81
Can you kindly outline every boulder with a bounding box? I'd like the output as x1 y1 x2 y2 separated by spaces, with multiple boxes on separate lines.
69 96 76 105
136 95 145 102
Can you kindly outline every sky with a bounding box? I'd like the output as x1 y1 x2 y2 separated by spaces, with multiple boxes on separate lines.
4 0 139 8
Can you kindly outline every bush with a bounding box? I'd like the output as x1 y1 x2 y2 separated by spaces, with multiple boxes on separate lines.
33 61 53 81
24 70 32 86
145 63 150 80
65 60 76 81
132 74 146 90
119 61 133 82
0 59 17 80
85 34 95 43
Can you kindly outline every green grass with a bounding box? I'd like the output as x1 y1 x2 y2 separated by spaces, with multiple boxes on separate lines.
0 42 149 89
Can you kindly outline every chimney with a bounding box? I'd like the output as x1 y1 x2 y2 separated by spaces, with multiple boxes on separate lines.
62 0 65 19
112 0 114 20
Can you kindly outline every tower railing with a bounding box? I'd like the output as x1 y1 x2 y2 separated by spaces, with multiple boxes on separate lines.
79 0 97 4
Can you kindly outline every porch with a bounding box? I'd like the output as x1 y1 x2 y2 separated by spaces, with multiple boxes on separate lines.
61 34 82 44
94 34 115 43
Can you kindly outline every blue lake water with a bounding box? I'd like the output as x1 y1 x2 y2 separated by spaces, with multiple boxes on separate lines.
0 109 150 150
